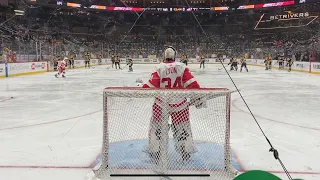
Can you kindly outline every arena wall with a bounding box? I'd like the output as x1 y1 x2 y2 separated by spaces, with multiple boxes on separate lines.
0 64 6 78
247 59 320 74
1 58 320 78
7 62 48 77
311 63 320 74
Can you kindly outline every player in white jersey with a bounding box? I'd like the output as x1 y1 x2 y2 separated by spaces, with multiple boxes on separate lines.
142 47 205 162
55 57 67 78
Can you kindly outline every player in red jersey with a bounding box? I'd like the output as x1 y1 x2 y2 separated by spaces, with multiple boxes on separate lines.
142 47 205 162
55 57 67 78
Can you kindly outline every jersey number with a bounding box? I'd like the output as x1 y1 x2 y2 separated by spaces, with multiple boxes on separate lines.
161 77 182 88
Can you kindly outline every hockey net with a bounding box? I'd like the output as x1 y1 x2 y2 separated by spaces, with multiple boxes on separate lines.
92 87 238 180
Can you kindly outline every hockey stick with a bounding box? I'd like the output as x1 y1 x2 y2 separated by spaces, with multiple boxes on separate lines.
106 65 112 69
120 64 128 70
218 64 230 71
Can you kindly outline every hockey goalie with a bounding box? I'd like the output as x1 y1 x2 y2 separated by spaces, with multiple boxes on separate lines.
142 47 205 162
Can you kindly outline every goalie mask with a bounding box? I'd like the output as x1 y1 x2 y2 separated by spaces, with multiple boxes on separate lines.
164 46 177 62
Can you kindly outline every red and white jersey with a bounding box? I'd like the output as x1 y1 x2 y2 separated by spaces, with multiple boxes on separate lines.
143 62 199 89
59 60 67 68
142 61 200 108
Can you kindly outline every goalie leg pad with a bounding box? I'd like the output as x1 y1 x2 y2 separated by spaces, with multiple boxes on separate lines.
171 117 197 155
147 104 196 158
146 103 170 153
147 120 162 153
147 103 162 153
146 121 172 152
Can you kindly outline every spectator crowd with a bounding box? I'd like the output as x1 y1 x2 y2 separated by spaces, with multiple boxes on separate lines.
0 3 319 63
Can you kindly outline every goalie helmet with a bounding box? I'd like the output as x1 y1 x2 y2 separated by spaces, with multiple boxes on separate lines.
164 46 177 62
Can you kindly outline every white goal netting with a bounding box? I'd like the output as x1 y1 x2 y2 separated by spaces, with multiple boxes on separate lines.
92 87 238 180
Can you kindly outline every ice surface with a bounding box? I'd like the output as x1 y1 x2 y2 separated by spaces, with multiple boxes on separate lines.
0 64 319 180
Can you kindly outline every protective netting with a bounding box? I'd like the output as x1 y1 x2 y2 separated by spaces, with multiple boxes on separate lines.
93 87 238 180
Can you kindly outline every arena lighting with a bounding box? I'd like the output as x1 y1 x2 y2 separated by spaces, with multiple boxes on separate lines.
66 2 81 7
237 0 294 10
254 0 294 8
63 0 295 11
14 9 25 16
237 5 254 10
214 6 229 11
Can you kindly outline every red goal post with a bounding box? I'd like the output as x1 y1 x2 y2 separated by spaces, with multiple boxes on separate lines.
93 87 238 180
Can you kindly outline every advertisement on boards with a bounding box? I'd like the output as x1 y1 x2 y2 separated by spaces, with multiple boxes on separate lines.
0 64 5 77
74 60 83 66
8 62 47 76
91 59 97 64
312 62 320 73
143 59 150 63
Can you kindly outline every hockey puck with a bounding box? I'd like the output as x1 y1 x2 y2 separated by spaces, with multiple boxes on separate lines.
11 97 13 99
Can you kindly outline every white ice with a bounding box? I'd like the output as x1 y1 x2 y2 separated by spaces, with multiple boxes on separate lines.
0 64 319 180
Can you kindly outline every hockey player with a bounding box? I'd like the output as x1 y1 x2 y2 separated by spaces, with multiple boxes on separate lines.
240 58 248 72
228 58 238 71
85 52 90 68
98 54 102 65
142 47 203 162
111 54 115 68
54 56 61 71
127 58 133 72
278 57 284 70
264 55 271 70
55 57 67 78
200 55 205 69
180 55 188 66
68 55 75 69
268 56 272 70
287 57 294 72
114 55 120 69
